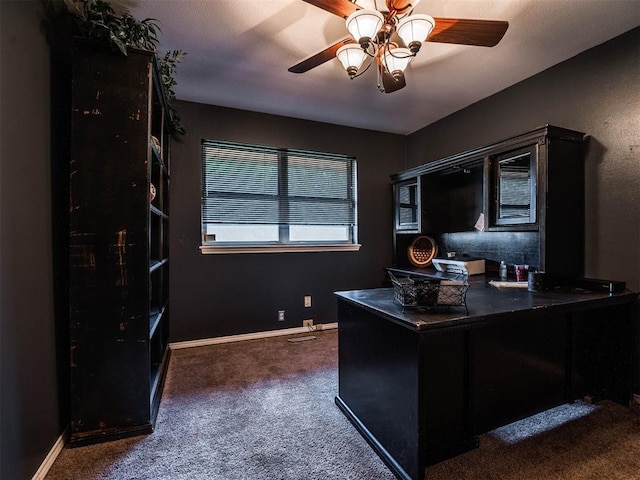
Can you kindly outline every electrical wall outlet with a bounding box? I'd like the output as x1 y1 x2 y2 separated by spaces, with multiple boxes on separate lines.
303 319 313 328
278 310 285 322
304 296 312 307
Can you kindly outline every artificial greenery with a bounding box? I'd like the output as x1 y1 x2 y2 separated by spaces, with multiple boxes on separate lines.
158 50 188 135
47 0 186 135
61 0 160 55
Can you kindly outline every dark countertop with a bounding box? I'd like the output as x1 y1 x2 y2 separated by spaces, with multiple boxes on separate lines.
335 278 638 332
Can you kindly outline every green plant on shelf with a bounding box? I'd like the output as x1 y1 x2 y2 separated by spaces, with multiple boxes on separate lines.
45 0 187 135
60 0 160 54
158 50 188 136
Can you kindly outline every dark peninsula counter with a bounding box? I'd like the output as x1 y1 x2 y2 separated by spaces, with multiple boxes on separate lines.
334 281 638 480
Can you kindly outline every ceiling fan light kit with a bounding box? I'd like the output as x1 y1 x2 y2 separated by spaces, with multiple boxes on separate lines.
336 4 435 89
339 6 433 91
291 0 509 93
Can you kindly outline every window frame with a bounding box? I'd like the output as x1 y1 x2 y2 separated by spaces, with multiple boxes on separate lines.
200 140 360 254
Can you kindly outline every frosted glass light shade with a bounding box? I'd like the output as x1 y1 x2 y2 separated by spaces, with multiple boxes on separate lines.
382 47 413 74
345 10 384 46
397 14 435 53
336 44 367 77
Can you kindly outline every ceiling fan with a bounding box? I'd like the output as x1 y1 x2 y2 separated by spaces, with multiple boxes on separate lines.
288 0 509 93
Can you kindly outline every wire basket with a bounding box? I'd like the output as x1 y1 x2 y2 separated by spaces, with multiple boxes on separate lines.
389 272 469 313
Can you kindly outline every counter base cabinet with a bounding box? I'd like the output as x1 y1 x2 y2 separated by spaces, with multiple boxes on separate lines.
52 39 171 446
336 302 423 480
571 304 636 405
471 311 568 434
335 288 637 480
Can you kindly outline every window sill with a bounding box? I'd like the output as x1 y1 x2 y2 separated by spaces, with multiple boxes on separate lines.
199 244 361 255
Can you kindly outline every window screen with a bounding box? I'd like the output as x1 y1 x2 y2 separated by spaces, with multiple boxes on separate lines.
201 140 358 246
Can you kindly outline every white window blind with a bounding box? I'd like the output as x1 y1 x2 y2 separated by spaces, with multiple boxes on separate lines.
201 140 358 250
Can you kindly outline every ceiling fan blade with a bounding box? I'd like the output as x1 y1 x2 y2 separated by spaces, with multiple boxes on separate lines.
386 0 418 15
302 0 361 18
288 37 354 74
428 18 508 47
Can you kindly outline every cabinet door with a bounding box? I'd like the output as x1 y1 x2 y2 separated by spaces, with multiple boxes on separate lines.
394 178 421 233
486 144 537 230
471 311 567 433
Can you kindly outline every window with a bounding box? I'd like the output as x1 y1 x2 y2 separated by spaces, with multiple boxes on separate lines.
200 140 359 254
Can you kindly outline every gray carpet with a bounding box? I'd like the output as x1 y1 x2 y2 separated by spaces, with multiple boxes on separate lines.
45 330 640 480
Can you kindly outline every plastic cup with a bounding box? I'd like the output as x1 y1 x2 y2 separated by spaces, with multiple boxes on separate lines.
514 264 528 282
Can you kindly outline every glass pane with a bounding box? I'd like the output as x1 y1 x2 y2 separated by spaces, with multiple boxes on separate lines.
289 225 350 242
396 180 418 229
398 205 417 224
498 153 531 219
398 183 415 205
204 148 278 196
288 156 350 199
202 196 279 224
288 199 353 225
205 224 279 242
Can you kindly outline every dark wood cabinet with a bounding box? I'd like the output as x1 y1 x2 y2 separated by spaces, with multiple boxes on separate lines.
335 286 638 480
51 39 170 446
391 126 584 280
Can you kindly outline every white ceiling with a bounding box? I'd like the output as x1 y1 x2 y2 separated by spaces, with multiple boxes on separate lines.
129 0 639 135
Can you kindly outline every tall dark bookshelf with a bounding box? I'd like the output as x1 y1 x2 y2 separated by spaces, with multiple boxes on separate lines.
51 38 170 446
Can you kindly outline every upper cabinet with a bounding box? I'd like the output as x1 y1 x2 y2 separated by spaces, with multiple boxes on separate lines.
391 126 585 279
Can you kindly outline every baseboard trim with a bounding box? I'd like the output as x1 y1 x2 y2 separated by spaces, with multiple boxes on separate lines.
32 429 67 480
169 322 338 350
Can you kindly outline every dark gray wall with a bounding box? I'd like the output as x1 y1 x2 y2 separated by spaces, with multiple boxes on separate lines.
407 27 640 293
0 2 61 479
169 101 406 341
1 3 637 477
